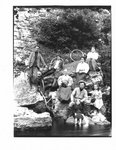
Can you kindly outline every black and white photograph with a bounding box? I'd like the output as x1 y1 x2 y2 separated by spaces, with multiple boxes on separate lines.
13 6 111 137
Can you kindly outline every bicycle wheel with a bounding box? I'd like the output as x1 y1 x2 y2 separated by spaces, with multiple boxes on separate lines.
70 49 84 62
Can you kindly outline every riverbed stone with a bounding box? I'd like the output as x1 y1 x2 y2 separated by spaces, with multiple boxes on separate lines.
66 116 75 124
54 102 69 119
14 106 52 129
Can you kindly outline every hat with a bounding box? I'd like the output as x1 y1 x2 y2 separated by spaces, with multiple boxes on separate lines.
79 80 86 86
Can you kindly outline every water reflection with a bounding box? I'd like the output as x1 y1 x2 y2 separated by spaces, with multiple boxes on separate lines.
14 118 111 137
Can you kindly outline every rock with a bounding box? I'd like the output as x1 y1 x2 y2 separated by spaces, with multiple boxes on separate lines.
66 114 110 126
91 112 111 125
54 102 69 119
14 106 52 130
87 116 110 126
66 115 90 126
14 74 44 105
66 116 75 124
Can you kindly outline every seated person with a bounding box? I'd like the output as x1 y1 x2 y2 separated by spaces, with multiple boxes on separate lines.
66 80 89 119
86 46 100 71
42 55 64 77
58 69 73 87
69 80 88 107
50 55 64 71
56 69 73 103
76 57 89 84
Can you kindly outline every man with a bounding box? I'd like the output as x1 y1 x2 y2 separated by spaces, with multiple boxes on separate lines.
28 46 46 69
76 57 89 84
52 55 64 71
27 45 47 88
86 46 99 71
69 80 88 107
42 55 64 77
66 80 88 124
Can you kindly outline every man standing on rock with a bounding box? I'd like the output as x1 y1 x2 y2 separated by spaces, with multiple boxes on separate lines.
27 45 47 88
28 45 47 69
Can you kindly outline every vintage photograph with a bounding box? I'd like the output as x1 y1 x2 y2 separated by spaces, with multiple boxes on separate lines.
13 6 111 137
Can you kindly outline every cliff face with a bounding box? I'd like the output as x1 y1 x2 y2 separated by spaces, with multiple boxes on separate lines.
14 8 38 61
14 8 56 77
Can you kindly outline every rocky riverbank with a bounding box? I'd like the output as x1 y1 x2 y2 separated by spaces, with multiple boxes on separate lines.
14 73 52 130
14 106 52 130
14 73 110 131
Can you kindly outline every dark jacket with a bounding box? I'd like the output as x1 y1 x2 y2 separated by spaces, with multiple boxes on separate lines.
28 51 46 68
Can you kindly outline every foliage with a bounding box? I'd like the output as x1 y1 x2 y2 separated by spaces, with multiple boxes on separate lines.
28 7 111 85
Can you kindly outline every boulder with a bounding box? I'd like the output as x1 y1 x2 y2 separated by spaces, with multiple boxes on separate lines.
14 106 52 130
66 116 75 124
66 115 89 126
54 102 69 119
90 112 111 125
14 74 44 105
66 114 110 126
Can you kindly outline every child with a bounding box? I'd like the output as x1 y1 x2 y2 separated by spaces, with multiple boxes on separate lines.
90 84 104 111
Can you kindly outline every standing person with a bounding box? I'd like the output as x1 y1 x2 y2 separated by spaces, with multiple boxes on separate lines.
76 57 89 84
28 45 47 69
86 46 99 71
27 45 47 88
90 84 105 114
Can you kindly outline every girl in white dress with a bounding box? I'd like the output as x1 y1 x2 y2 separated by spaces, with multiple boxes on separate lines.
90 84 104 110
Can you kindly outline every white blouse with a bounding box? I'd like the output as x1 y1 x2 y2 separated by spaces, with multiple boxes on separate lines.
87 52 99 60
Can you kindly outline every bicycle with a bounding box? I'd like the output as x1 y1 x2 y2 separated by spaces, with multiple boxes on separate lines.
70 49 86 62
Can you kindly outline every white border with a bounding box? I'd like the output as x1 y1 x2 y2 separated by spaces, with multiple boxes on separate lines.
0 0 115 150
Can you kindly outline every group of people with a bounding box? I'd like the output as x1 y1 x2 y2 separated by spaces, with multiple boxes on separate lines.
27 45 105 123
76 46 100 83
27 45 100 86
54 73 105 119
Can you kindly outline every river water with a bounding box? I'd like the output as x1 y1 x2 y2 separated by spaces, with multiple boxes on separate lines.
14 118 111 137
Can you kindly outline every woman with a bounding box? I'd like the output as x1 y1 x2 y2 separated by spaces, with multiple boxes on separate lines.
86 46 99 71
